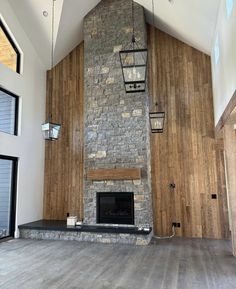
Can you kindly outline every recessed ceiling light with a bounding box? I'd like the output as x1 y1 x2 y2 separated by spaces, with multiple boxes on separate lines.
43 11 48 17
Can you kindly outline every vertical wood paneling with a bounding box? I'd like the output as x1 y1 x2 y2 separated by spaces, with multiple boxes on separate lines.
43 43 84 220
148 26 230 239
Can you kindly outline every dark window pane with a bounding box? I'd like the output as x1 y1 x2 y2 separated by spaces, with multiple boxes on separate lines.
0 158 13 238
0 88 18 135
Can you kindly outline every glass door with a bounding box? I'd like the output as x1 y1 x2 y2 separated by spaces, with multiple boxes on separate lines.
0 156 17 239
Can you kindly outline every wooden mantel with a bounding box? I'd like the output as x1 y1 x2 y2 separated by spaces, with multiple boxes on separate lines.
87 168 141 181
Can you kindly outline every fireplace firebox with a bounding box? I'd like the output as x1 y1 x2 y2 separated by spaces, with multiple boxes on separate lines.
97 192 134 225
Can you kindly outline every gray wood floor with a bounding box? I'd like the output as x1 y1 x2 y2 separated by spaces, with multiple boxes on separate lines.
0 238 235 289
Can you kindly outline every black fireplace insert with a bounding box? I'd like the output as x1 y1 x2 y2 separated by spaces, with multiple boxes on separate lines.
97 192 134 225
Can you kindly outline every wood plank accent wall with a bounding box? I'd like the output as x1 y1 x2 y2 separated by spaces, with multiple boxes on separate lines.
148 26 230 239
43 43 84 220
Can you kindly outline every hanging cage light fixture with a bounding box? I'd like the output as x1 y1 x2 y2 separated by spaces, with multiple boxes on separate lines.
119 0 148 93
149 103 165 133
42 0 61 141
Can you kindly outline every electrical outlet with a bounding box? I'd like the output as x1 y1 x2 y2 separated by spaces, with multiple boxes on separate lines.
172 222 181 228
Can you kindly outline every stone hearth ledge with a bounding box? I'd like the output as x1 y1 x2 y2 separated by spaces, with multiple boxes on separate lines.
19 229 153 245
18 220 153 245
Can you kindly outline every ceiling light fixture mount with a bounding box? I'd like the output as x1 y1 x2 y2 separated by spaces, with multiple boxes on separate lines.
43 11 48 17
42 0 61 141
119 0 148 93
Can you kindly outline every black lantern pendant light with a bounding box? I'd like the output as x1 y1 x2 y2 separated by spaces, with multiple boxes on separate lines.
149 0 165 133
42 0 61 141
149 103 165 133
119 0 148 93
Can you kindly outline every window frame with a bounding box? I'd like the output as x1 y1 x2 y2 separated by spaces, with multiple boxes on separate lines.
0 19 21 74
0 87 19 136
0 155 18 240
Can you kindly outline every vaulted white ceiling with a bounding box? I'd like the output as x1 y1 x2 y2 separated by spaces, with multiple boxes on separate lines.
8 0 221 69
141 0 221 55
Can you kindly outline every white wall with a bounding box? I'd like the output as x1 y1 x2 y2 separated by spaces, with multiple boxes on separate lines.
211 0 236 125
0 1 46 237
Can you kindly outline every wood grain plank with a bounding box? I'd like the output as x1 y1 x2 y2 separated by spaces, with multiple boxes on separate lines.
87 168 141 181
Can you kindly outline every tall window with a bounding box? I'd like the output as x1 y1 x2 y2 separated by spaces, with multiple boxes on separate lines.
0 155 18 239
0 88 19 135
0 19 21 73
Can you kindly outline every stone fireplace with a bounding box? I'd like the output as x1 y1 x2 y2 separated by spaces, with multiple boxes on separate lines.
84 0 153 233
19 0 154 246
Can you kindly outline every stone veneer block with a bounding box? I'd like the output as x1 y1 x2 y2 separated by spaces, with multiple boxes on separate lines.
83 0 153 230
113 45 122 53
121 112 131 118
132 109 143 116
95 151 107 158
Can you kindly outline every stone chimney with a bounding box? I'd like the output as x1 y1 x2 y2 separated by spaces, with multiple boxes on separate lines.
83 0 153 229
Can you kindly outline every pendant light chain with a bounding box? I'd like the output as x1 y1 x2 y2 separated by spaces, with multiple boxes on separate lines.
132 0 135 46
51 0 55 70
131 0 136 68
50 0 56 122
151 0 155 108
152 0 155 27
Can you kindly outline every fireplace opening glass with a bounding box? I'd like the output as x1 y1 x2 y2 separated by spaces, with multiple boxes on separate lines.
97 192 134 225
